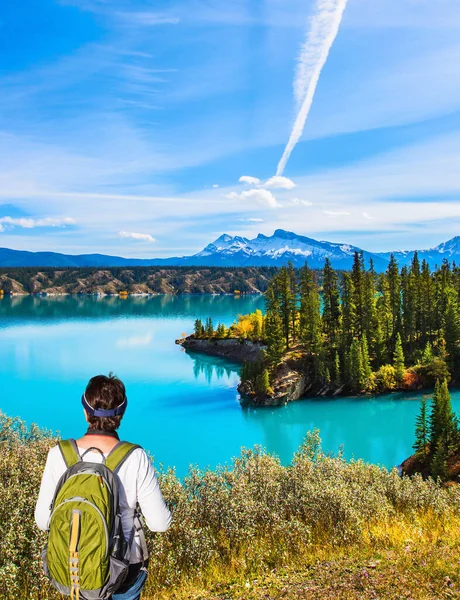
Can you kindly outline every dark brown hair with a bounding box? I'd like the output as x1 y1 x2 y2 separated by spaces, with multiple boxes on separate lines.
84 373 127 432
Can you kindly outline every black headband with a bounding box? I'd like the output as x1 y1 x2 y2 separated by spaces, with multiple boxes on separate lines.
81 392 127 418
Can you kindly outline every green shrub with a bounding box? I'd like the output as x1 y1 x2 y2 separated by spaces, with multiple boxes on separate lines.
1 416 460 599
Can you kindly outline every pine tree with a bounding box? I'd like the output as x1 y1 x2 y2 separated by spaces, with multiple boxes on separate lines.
299 264 322 355
194 318 205 338
393 333 405 384
287 262 298 340
264 286 285 370
438 379 457 455
351 251 365 337
429 379 456 456
413 396 430 459
363 266 379 364
361 336 372 385
216 323 226 338
387 253 402 341
421 342 433 365
279 266 296 350
444 299 460 376
341 272 356 352
205 317 214 337
322 258 341 347
333 351 341 386
419 260 434 347
431 440 448 481
349 338 363 390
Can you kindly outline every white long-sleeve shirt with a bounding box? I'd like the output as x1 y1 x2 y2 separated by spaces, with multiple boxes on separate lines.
35 444 172 563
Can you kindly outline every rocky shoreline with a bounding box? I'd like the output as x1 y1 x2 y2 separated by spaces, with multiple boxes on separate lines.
176 336 266 363
176 336 345 406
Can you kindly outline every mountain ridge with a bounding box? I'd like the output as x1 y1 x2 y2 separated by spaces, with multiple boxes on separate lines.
0 230 458 270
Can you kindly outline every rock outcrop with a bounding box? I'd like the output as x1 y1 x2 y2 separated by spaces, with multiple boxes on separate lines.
176 336 266 363
238 348 345 406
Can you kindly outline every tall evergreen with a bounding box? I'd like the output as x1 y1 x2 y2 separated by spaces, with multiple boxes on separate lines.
413 396 430 459
299 265 322 356
264 284 285 368
387 254 402 342
351 251 365 337
431 440 448 481
363 264 379 364
444 299 460 376
393 333 405 384
429 379 456 455
322 258 341 348
419 260 434 346
278 265 296 350
341 272 356 353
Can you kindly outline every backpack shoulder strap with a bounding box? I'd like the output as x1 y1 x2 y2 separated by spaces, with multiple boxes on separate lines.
106 441 141 473
58 439 81 468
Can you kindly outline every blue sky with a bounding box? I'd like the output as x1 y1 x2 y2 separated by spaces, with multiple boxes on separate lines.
1 0 460 257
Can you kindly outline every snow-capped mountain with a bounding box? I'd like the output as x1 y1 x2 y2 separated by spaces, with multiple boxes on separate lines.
191 229 389 270
1 230 459 270
378 236 460 268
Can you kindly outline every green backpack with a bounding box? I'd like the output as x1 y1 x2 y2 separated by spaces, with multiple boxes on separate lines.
42 439 148 600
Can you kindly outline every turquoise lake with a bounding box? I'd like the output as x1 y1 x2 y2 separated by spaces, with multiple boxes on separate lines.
1 294 458 477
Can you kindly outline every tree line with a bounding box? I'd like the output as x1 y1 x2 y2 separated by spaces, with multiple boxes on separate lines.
262 253 459 392
197 253 460 395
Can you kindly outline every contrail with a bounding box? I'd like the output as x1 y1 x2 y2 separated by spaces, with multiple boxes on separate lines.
276 0 348 176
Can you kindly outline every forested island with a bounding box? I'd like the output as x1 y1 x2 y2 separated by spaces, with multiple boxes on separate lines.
0 266 276 296
180 252 460 405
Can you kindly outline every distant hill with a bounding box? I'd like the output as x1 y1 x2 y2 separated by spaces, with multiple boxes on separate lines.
0 229 459 270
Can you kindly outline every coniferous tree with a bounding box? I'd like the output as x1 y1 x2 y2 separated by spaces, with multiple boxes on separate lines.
299 264 322 355
349 338 363 390
351 252 365 337
264 284 285 369
194 318 205 338
419 260 434 346
421 342 433 365
287 262 298 340
429 379 456 455
322 258 341 348
278 266 296 350
376 273 393 362
363 264 379 363
216 323 226 338
361 336 372 385
444 299 460 376
413 396 430 459
387 254 402 342
431 440 448 481
205 317 214 337
333 351 341 386
393 333 405 384
341 272 356 353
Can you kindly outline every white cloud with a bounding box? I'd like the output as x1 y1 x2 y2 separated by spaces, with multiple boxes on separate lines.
239 175 261 185
118 231 156 242
239 218 265 223
212 184 219 188
0 216 76 229
264 176 296 190
226 188 279 208
290 197 313 206
362 211 374 220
